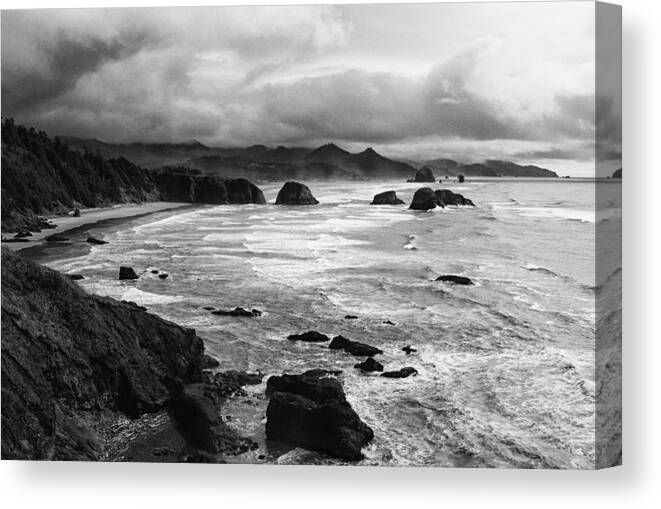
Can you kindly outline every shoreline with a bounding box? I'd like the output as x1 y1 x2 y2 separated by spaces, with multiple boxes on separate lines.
2 202 197 260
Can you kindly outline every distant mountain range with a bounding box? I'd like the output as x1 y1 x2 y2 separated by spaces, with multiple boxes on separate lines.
64 137 559 181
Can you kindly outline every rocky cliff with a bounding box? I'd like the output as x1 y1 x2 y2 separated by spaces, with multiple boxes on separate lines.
1 120 265 232
1 248 207 460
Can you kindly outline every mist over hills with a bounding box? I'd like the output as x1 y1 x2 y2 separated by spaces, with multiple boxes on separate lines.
64 137 559 181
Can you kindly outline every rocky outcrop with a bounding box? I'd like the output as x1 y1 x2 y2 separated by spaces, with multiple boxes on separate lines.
329 335 383 357
411 166 436 182
265 370 373 460
287 331 330 342
1 248 206 460
226 178 267 204
435 275 474 285
612 168 622 178
168 383 254 455
119 266 139 280
435 189 475 207
409 188 441 210
370 190 405 205
354 357 384 372
275 182 319 205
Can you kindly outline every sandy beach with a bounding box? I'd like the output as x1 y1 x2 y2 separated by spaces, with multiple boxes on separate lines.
1 202 192 253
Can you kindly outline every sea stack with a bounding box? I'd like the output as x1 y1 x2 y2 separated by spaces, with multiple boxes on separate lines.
275 182 319 205
409 188 441 210
412 166 436 183
370 190 405 205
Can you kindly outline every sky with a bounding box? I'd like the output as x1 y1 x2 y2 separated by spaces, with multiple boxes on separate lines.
1 3 620 176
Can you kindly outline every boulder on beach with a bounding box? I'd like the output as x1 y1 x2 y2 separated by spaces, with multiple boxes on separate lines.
86 237 108 245
458 174 465 183
381 367 418 379
409 188 440 210
370 190 405 205
411 166 436 183
212 307 261 317
14 229 32 238
354 357 384 372
265 370 374 460
275 182 319 205
73 208 81 217
118 266 139 280
435 275 474 285
287 330 330 342
435 189 475 207
329 335 383 357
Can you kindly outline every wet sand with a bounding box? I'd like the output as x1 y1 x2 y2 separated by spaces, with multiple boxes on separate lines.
2 202 195 260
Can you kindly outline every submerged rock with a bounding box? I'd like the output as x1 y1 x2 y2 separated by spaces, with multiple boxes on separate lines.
66 274 85 281
212 307 261 317
45 233 70 242
287 330 330 342
381 367 418 379
86 237 108 245
409 188 441 210
118 266 139 280
265 370 373 460
354 357 384 372
158 273 169 279
344 314 358 320
435 189 475 207
329 335 383 357
435 275 474 285
402 345 417 355
275 182 319 205
370 190 405 205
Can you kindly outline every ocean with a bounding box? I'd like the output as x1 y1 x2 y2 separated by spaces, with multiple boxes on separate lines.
40 178 622 468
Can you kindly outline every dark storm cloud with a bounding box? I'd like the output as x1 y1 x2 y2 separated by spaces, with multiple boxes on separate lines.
0 4 600 173
1 31 152 115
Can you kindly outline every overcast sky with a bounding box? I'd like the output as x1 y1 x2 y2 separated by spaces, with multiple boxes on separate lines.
1 3 619 176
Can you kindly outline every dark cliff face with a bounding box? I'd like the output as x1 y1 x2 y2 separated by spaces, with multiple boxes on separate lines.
1 120 266 232
1 248 205 460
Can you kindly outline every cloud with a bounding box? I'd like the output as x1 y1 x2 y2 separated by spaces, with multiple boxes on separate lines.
1 3 603 173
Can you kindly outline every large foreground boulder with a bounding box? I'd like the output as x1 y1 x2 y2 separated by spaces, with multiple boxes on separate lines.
410 166 436 182
370 191 404 205
409 188 441 210
275 182 319 205
265 370 373 460
1 248 205 460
